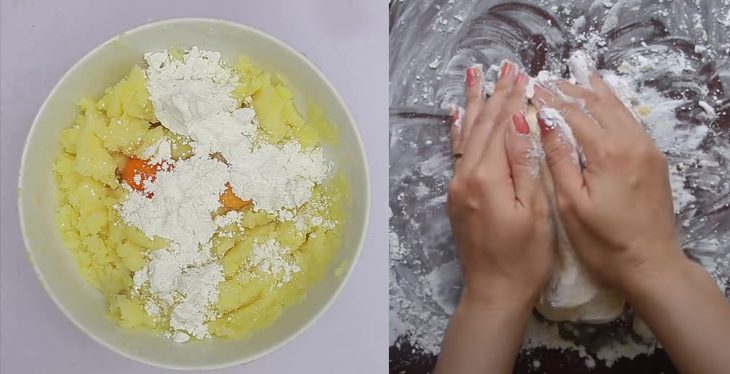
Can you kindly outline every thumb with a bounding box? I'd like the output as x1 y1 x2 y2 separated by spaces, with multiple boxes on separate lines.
537 110 585 199
505 113 540 206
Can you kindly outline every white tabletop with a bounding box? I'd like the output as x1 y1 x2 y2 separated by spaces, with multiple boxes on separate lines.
0 1 388 372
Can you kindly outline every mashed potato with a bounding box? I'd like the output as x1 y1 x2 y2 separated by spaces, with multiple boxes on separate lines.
53 55 347 339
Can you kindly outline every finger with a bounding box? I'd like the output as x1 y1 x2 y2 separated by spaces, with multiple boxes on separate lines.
505 113 540 206
537 111 586 198
555 80 591 101
460 61 517 172
462 65 484 142
556 77 643 134
587 73 616 98
588 74 648 134
532 85 603 159
476 71 530 180
503 72 529 118
468 66 528 199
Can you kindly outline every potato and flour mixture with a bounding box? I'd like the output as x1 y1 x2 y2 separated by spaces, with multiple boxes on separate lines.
54 46 347 343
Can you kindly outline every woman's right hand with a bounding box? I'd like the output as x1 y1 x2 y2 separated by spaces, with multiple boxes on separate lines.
533 72 730 374
531 73 685 293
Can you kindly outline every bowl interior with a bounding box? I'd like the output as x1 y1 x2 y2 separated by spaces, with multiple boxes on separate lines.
18 19 368 370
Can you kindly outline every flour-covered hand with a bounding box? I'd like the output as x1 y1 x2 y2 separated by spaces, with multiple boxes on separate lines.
436 62 554 374
447 62 553 309
533 72 730 374
532 74 682 293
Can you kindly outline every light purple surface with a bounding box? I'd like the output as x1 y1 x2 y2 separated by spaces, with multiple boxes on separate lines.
0 0 388 373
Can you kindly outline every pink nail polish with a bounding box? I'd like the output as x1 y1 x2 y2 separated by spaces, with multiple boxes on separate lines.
513 114 530 135
515 73 528 87
466 68 475 86
500 62 513 78
466 66 482 87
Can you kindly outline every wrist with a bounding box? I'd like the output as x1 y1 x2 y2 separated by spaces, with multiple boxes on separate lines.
621 247 691 303
460 282 536 321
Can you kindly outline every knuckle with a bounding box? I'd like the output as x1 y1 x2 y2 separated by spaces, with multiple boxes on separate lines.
560 104 582 125
584 91 603 106
512 149 537 171
596 143 623 162
493 79 510 92
508 137 531 157
490 87 509 103
474 111 491 126
447 180 467 215
513 156 534 170
556 193 585 219
543 138 573 164
466 86 483 101
637 142 665 162
508 84 526 100
448 177 486 212
562 102 580 115
447 179 464 201
557 196 574 215
466 168 492 189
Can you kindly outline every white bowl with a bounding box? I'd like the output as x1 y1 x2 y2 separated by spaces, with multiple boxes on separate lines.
18 18 369 370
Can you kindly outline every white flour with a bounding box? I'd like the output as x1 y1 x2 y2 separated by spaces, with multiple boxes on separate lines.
126 155 229 342
133 243 224 343
145 47 240 138
141 138 172 164
248 239 302 288
118 46 331 342
228 143 330 221
145 46 331 220
214 210 244 231
566 50 595 87
121 156 229 249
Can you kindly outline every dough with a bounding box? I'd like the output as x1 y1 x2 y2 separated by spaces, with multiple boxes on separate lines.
524 106 626 323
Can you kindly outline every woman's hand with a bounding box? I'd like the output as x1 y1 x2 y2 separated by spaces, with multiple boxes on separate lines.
533 73 730 374
448 63 554 310
532 75 683 292
436 62 554 374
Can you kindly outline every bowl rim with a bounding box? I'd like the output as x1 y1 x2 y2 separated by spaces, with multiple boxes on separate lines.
17 17 370 370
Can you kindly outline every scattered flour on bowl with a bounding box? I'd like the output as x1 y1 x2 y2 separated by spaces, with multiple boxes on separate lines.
143 46 331 220
118 46 331 342
248 239 301 288
228 142 330 221
145 46 241 138
121 156 229 249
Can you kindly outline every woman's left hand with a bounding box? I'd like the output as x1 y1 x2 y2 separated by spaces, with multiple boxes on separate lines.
447 63 554 310
436 62 555 374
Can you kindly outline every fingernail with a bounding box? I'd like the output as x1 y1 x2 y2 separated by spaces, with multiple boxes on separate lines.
500 61 513 78
512 114 530 135
515 73 528 87
537 115 555 135
466 65 482 87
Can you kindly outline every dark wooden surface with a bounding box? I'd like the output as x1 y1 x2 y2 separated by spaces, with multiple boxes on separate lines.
389 338 678 374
